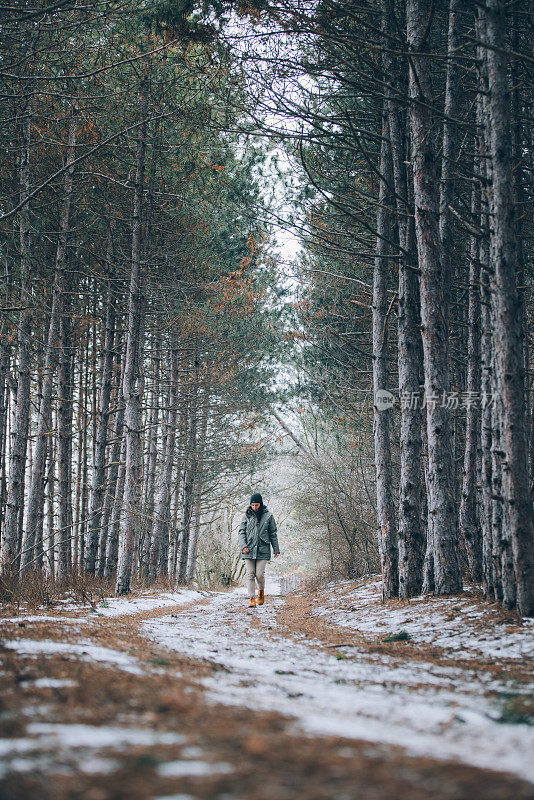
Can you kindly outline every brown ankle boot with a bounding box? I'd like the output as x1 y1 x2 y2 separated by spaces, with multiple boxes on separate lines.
248 596 256 608
258 589 264 605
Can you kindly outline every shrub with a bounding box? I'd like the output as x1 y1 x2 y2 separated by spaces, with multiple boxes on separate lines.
382 630 412 643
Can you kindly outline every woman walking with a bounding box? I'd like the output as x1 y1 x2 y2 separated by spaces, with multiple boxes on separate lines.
238 493 280 608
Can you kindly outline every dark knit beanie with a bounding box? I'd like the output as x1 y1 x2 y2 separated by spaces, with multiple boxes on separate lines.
250 493 263 505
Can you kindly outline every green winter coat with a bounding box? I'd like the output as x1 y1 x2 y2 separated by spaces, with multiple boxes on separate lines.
238 506 280 561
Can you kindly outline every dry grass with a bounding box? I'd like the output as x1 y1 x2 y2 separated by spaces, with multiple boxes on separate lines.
0 571 218 614
0 571 117 611
301 569 347 593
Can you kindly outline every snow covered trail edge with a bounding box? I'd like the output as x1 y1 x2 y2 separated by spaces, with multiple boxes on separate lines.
142 583 534 784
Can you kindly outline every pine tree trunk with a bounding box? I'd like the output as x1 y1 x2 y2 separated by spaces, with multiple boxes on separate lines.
56 279 74 579
459 161 482 581
20 106 77 572
85 243 116 573
0 338 10 546
480 238 494 598
33 414 48 571
98 396 124 576
185 398 209 582
490 366 504 601
407 0 461 595
439 0 472 585
167 474 180 580
73 345 83 571
372 108 398 600
148 342 178 582
115 78 148 595
383 0 423 597
510 18 529 421
439 0 465 311
178 358 200 586
186 488 202 584
98 330 124 575
482 0 534 615
141 331 161 577
168 382 189 580
45 432 56 575
421 405 435 592
78 329 90 571
2 107 32 574
473 29 496 600
397 240 424 596
105 433 126 579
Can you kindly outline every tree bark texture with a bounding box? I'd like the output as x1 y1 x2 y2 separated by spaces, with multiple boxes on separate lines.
407 0 462 595
482 0 534 615
439 0 466 314
372 108 398 600
105 433 125 579
383 0 424 597
56 278 74 579
148 342 178 582
459 180 482 582
141 331 161 578
178 357 200 586
85 243 116 574
185 393 209 582
115 78 148 595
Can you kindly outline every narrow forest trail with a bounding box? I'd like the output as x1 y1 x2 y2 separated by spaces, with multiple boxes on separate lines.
1 580 533 800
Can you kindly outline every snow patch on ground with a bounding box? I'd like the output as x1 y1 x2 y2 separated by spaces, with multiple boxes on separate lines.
157 760 233 777
3 639 143 674
26 723 185 748
19 678 76 689
0 739 41 757
0 725 185 779
1 753 120 777
88 589 208 617
39 588 209 615
143 589 534 784
311 578 534 660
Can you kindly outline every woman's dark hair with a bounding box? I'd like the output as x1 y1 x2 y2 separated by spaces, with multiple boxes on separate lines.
246 500 264 518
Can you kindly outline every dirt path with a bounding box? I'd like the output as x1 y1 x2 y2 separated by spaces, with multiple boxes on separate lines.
1 587 533 800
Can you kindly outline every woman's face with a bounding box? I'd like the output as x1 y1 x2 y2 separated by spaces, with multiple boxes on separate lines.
251 502 261 512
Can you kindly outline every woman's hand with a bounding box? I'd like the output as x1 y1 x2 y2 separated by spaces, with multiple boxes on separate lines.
242 547 249 553
274 553 280 557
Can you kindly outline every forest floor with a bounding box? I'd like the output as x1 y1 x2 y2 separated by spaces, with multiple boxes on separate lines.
1 576 533 800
